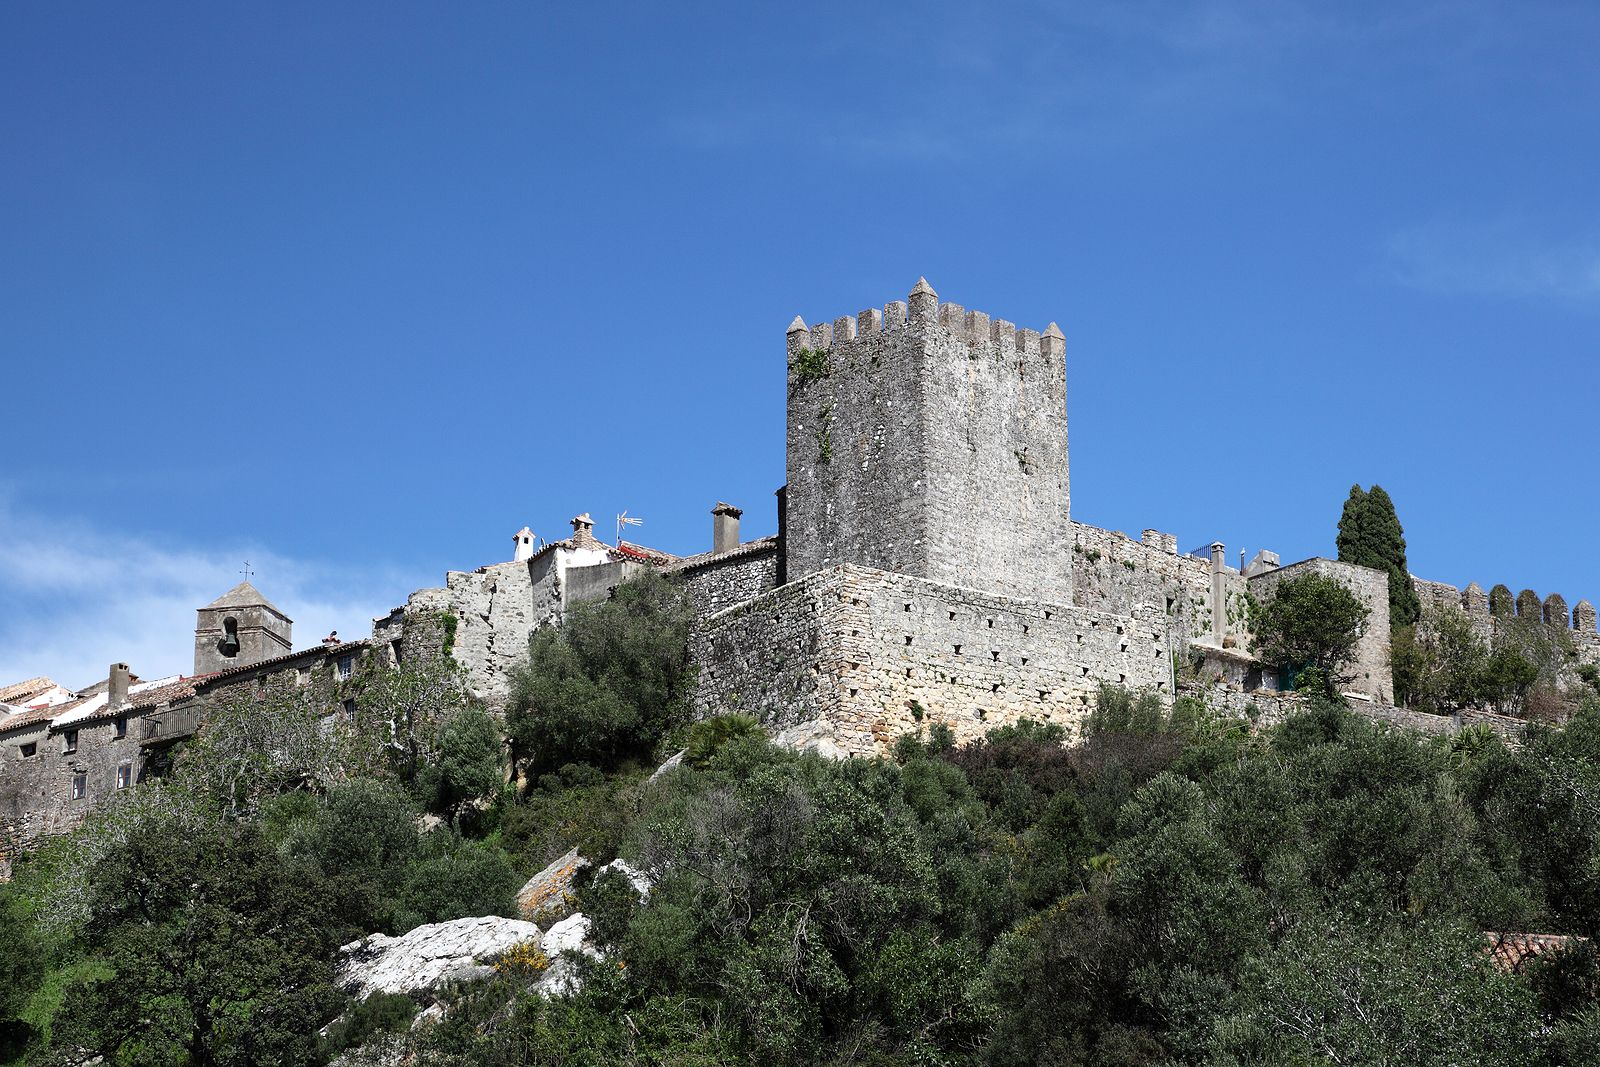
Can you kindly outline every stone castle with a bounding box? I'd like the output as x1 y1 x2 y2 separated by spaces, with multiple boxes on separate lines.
5 278 1598 861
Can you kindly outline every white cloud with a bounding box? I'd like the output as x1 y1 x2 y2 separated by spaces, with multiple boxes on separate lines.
1386 219 1600 303
0 501 425 691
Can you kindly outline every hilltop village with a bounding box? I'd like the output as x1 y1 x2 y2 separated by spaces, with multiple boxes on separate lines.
4 278 1596 864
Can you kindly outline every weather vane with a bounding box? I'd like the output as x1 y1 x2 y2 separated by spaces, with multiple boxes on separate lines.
241 560 254 579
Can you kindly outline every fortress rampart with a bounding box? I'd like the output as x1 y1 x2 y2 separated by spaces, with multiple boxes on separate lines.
691 563 1169 756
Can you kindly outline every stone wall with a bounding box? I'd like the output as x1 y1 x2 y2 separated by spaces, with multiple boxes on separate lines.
692 564 1169 756
785 281 1072 606
1069 522 1249 646
673 540 780 622
0 713 144 855
1248 558 1393 703
1409 573 1600 671
0 639 382 871
404 543 611 705
1191 685 1525 740
564 559 648 610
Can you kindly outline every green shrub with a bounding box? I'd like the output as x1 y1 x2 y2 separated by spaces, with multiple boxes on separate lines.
416 705 505 823
684 713 763 766
398 837 518 927
507 570 691 775
1254 572 1369 697
321 991 418 1055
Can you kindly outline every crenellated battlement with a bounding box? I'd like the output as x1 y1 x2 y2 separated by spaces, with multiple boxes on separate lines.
1413 575 1598 633
786 278 1064 364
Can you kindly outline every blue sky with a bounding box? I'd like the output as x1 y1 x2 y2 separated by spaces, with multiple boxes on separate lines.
4 2 1599 687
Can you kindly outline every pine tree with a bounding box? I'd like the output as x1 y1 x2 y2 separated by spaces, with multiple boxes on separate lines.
1335 483 1421 630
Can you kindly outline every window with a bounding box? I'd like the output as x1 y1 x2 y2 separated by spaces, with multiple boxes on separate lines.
296 666 311 687
337 655 353 680
19 742 36 758
71 773 86 800
117 763 132 789
62 730 77 754
113 716 127 739
341 698 357 719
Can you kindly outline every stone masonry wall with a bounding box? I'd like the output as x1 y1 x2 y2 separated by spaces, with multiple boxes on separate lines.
675 541 780 623
1069 523 1251 647
785 281 1072 606
1408 573 1600 685
1248 558 1393 703
404 544 610 705
689 567 847 745
0 715 144 854
2 641 383 871
692 564 1168 756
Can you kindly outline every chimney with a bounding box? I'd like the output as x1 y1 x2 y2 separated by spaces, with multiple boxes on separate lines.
570 513 598 547
512 526 535 563
712 502 743 554
108 662 130 711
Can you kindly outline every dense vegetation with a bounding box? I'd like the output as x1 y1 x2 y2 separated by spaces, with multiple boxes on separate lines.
5 571 1600 1064
1250 572 1368 697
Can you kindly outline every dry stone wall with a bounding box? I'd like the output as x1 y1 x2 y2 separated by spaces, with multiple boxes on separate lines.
692 564 1169 756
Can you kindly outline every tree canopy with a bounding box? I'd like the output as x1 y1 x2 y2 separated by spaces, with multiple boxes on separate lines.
1337 483 1422 629
1254 572 1370 696
7 586 1600 1065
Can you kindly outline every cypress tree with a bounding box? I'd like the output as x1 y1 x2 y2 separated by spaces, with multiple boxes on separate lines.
1335 483 1421 630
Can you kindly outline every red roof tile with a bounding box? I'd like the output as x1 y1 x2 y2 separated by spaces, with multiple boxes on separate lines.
1484 931 1581 973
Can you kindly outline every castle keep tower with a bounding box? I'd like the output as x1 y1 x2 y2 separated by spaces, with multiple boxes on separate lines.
785 278 1072 605
193 581 292 675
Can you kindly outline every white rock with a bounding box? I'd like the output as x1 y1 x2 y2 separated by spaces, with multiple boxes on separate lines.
647 748 687 783
537 912 602 997
541 912 594 957
773 719 848 759
595 857 653 896
337 915 543 1000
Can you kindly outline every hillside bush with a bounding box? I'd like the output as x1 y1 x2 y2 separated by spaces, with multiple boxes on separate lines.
14 605 1600 1067
507 570 692 775
1254 573 1369 697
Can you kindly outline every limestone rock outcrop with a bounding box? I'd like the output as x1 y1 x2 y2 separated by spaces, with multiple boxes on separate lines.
535 913 600 997
337 915 542 1000
516 846 589 920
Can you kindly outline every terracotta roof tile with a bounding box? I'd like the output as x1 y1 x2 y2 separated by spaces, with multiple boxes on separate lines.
1484 931 1581 973
192 639 370 686
0 676 65 705
613 541 681 566
664 535 780 574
